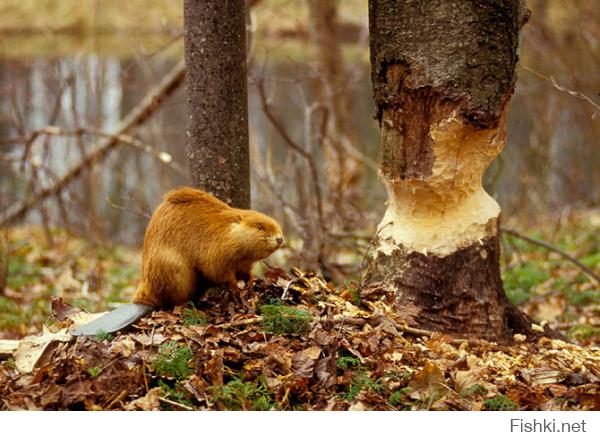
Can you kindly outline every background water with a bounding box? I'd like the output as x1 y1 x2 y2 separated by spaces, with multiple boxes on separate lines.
1 1 598 247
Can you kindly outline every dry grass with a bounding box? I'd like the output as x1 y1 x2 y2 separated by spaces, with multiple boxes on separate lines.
0 0 181 34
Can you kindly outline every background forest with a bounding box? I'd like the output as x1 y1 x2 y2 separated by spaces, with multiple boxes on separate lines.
0 0 598 411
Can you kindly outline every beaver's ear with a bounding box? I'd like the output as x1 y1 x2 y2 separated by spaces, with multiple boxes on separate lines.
234 214 243 223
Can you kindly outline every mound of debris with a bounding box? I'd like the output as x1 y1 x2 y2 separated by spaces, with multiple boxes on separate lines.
1 268 598 410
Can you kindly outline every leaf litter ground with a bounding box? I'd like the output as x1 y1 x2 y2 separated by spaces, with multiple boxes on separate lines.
0 225 598 410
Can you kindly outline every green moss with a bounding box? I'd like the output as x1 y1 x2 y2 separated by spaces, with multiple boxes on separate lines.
568 324 600 340
259 304 312 335
0 296 51 332
502 261 550 305
336 355 361 370
7 253 43 290
484 395 518 411
580 251 600 268
384 369 412 382
566 289 599 307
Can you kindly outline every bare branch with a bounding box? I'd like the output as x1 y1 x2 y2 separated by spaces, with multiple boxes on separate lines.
501 227 600 286
1 60 186 227
256 79 326 243
12 126 186 177
521 65 600 113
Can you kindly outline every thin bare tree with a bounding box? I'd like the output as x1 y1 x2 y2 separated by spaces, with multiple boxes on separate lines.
184 0 251 208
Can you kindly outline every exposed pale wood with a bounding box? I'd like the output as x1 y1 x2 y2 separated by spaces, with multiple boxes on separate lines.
362 0 550 342
0 340 20 358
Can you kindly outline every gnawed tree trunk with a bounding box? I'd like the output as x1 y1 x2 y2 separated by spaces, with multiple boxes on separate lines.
184 0 251 209
363 0 541 342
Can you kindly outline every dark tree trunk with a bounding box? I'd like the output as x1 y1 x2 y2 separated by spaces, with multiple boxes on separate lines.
184 0 251 209
362 0 548 342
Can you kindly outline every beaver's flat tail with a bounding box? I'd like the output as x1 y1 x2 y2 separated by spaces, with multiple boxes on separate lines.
71 303 153 336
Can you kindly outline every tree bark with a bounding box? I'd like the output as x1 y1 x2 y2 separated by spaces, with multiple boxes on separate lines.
184 0 251 209
363 0 540 342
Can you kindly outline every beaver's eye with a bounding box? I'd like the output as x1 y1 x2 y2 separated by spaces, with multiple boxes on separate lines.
257 224 265 231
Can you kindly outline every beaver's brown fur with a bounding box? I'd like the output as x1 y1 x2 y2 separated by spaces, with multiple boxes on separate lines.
132 187 283 308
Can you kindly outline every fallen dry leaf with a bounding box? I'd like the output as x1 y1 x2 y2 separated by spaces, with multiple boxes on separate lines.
408 361 447 402
14 327 72 373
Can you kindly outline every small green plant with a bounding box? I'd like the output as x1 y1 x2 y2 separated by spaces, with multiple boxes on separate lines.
259 304 312 335
87 366 102 378
153 342 194 380
336 355 361 370
211 377 276 411
462 383 488 397
484 395 518 411
3 358 17 370
340 371 383 402
158 380 194 409
388 387 411 406
94 330 115 342
349 288 361 307
384 369 412 382
182 304 208 326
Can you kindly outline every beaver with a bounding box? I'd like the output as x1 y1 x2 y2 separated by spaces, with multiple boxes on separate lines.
71 187 283 336
133 187 284 307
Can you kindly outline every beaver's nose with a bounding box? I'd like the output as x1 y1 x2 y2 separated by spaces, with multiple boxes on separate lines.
276 237 283 245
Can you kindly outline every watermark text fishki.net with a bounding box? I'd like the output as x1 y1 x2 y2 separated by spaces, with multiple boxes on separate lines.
511 418 588 433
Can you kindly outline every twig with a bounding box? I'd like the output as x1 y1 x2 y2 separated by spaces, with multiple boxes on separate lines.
521 65 600 113
0 60 186 227
501 227 600 286
281 279 294 300
158 397 194 411
14 126 186 177
216 317 263 329
359 221 392 285
256 79 326 239
104 389 129 410
325 315 468 344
